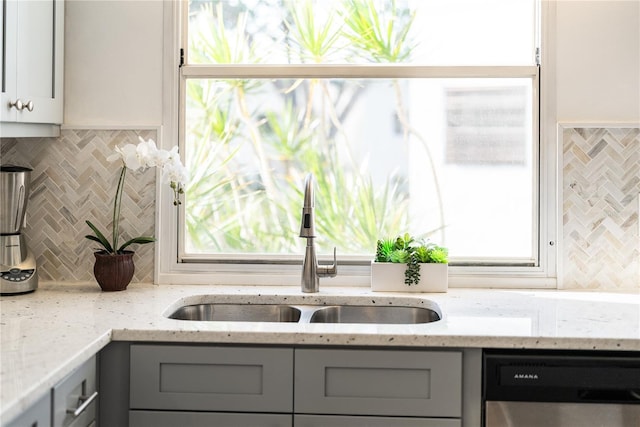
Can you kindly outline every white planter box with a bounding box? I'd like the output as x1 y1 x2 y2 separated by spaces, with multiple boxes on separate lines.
371 261 448 293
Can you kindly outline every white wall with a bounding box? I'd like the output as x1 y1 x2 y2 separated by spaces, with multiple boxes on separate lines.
556 0 640 122
64 0 163 126
63 0 640 125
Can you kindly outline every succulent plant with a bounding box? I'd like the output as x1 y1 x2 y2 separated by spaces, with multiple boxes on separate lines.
374 234 448 285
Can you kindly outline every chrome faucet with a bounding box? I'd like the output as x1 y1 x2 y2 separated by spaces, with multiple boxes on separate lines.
299 173 337 293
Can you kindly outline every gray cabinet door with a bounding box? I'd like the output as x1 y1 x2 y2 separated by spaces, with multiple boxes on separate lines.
295 414 462 427
130 344 293 413
130 410 292 427
52 355 97 427
295 349 462 418
6 392 51 427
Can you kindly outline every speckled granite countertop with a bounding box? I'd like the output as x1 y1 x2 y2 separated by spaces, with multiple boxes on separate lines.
1 282 639 423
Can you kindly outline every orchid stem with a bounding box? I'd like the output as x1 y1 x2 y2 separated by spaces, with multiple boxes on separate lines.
112 166 127 253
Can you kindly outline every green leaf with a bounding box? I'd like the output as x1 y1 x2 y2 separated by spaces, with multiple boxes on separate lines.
375 238 396 262
286 0 343 63
414 246 430 263
405 252 421 285
389 249 410 263
85 220 114 253
84 235 109 252
117 236 156 253
428 247 449 264
341 0 417 63
395 233 413 250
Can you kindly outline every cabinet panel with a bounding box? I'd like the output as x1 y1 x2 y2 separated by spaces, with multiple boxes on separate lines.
1 0 63 135
130 344 293 413
130 410 292 427
17 0 54 99
1 0 18 123
5 392 51 427
52 355 97 427
98 342 130 427
295 414 462 427
295 349 462 418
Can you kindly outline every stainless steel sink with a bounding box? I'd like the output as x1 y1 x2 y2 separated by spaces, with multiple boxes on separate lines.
167 301 441 325
309 305 440 324
168 303 302 322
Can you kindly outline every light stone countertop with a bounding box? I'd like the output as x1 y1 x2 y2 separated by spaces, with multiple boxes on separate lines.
1 282 639 424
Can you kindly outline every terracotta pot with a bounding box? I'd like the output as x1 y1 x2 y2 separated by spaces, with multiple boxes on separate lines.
93 251 135 291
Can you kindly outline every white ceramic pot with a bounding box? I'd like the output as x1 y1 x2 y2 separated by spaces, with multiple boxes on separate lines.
371 261 448 292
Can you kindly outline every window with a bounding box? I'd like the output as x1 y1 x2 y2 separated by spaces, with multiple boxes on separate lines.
161 0 555 286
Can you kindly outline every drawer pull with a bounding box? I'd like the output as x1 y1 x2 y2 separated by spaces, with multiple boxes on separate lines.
66 391 98 417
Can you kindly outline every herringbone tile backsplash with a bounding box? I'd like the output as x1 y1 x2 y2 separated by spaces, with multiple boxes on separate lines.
1 129 156 283
2 127 639 289
562 127 639 289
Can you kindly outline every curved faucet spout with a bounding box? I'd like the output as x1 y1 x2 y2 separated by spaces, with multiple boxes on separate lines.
303 173 314 209
299 173 337 293
300 173 315 238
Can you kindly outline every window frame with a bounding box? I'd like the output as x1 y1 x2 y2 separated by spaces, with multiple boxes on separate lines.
157 0 558 288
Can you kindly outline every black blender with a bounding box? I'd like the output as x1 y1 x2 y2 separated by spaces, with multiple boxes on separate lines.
1 165 38 294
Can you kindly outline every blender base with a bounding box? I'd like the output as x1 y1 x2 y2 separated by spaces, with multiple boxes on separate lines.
0 251 38 294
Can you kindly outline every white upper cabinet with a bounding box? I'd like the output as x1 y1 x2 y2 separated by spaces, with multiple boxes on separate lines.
1 0 64 137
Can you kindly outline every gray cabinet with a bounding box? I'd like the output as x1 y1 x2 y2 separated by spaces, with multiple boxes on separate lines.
0 0 64 137
5 392 51 427
127 344 469 427
295 414 461 427
129 344 293 427
6 355 96 427
129 411 291 427
52 355 97 427
295 348 463 424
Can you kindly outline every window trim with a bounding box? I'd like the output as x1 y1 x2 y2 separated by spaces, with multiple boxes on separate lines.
181 64 537 78
157 0 558 288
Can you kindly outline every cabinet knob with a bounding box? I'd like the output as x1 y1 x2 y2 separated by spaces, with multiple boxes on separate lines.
9 99 24 111
8 99 34 112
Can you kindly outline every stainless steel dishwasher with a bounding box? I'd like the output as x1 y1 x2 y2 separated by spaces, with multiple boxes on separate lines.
483 350 640 427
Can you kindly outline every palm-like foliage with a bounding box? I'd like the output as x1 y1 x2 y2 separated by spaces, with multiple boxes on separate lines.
286 0 345 63
190 3 261 65
184 0 441 255
340 0 417 63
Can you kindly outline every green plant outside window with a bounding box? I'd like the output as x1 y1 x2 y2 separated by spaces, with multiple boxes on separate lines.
182 0 538 264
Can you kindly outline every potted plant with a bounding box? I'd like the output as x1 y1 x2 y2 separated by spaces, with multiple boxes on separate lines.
85 136 187 291
371 233 448 292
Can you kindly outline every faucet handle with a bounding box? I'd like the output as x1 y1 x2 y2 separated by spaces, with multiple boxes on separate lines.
318 247 338 278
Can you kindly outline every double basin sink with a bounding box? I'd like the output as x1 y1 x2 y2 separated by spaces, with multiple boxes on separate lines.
167 301 441 325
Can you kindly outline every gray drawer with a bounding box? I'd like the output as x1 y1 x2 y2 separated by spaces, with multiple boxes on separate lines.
53 355 97 427
130 410 292 427
295 349 462 418
295 414 462 427
130 344 293 413
6 392 51 427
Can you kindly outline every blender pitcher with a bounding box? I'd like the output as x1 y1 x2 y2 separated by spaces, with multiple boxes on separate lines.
1 165 38 294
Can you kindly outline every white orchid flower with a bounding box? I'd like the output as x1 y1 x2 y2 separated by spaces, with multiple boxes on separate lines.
107 137 163 171
106 151 121 163
87 135 188 254
163 161 189 186
111 143 143 170
161 157 188 206
136 136 161 169
153 148 172 168
166 145 180 160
